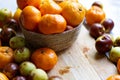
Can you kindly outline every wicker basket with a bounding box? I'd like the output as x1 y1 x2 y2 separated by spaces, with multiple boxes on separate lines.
20 21 83 52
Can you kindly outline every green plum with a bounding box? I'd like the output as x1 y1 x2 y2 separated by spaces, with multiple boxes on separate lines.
109 47 120 63
14 47 31 63
9 36 26 49
30 69 48 80
114 36 120 47
19 61 36 76
0 8 12 27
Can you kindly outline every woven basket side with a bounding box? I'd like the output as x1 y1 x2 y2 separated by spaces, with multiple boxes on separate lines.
20 21 82 52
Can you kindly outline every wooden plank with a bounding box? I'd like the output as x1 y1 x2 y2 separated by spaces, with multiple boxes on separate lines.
48 25 117 80
78 26 118 80
49 27 100 80
48 26 102 80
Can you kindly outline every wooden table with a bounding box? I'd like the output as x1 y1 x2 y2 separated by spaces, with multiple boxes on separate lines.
0 0 120 80
49 0 120 80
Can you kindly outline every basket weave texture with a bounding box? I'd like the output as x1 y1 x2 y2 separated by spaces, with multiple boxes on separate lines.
20 22 82 52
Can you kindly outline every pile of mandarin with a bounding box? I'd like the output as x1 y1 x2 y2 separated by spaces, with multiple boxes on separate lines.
18 0 86 35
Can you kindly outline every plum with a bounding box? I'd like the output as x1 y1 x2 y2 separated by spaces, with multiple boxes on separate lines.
109 47 120 63
9 36 26 49
89 23 105 39
12 76 26 80
14 47 31 63
101 18 114 33
0 8 12 27
95 34 113 53
3 63 19 79
114 36 120 47
30 69 48 80
65 25 74 31
19 61 36 76
92 1 103 9
5 19 19 31
0 27 16 45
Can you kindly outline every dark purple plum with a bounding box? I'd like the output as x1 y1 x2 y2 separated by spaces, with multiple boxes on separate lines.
101 18 114 33
89 23 105 39
95 34 113 53
3 63 19 79
92 1 103 9
0 27 16 45
5 19 19 31
12 76 26 80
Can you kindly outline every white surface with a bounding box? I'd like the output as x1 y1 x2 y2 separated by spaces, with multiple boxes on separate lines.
0 0 17 13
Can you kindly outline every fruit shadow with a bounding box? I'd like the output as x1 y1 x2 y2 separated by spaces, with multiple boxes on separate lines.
94 52 109 60
105 52 117 66
83 19 91 31
55 47 71 56
94 52 105 60
94 52 117 65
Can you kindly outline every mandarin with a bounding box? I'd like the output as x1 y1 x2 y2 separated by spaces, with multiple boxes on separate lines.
38 14 66 34
117 59 120 73
0 72 9 80
0 47 14 69
106 74 120 80
20 6 41 31
85 6 106 26
17 0 41 10
39 0 62 15
31 48 58 71
59 1 85 27
13 8 22 22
